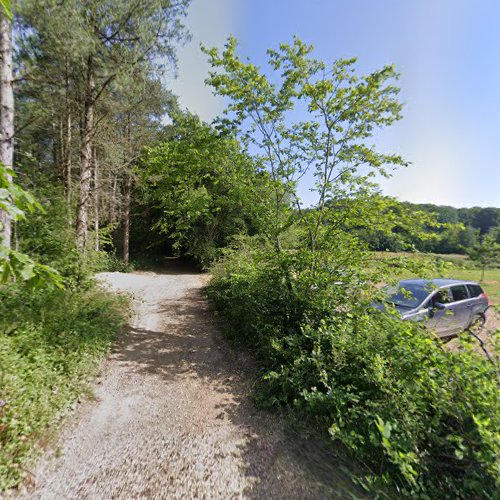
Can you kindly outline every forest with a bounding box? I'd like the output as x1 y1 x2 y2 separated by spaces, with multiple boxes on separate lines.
0 1 499 498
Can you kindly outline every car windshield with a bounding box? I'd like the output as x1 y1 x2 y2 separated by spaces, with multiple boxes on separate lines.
384 283 433 309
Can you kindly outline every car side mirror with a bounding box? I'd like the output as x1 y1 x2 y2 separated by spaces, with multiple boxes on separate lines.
434 302 446 310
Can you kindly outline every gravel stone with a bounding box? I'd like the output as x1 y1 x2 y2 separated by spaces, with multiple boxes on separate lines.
18 266 359 499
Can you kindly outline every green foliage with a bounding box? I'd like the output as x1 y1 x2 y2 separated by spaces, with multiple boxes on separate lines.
0 0 11 18
0 282 128 489
329 195 444 254
400 203 499 254
204 38 499 497
15 182 118 285
140 113 270 267
204 37 406 252
207 247 499 497
0 164 62 287
355 201 500 255
0 165 41 221
0 246 62 288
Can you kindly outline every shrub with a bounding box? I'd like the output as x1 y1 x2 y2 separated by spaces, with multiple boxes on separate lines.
207 247 499 498
17 185 132 283
0 283 128 489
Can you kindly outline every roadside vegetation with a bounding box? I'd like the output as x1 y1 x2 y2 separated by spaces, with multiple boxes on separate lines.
0 284 127 489
199 38 499 497
0 0 182 490
0 167 128 490
0 0 498 497
207 248 498 497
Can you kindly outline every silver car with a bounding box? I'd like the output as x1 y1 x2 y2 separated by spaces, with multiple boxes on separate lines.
382 279 490 338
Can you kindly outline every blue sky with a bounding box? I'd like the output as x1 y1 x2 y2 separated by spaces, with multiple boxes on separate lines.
168 0 500 208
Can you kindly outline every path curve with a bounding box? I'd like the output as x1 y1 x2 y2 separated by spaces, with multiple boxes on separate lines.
21 267 357 499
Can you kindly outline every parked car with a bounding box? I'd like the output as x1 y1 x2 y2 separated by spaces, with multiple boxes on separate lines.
379 279 490 338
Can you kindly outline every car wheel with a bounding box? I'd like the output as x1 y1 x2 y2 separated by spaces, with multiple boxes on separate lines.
467 314 486 334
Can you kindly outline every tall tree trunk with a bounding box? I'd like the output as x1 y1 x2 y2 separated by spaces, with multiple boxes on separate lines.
110 175 117 223
123 174 131 265
76 58 95 249
65 68 72 218
65 111 72 211
0 15 14 248
94 148 99 252
59 116 64 176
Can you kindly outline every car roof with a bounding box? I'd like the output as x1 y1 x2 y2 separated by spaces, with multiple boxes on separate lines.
399 278 478 288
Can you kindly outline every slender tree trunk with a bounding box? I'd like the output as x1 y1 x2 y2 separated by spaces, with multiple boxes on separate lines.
76 58 95 249
110 175 117 223
0 15 14 248
52 122 59 168
123 174 132 265
64 67 73 219
65 111 72 209
94 148 99 252
13 220 18 251
59 117 64 176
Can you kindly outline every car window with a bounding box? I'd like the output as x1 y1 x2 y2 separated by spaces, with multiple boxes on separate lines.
431 288 451 305
450 285 469 302
466 284 483 297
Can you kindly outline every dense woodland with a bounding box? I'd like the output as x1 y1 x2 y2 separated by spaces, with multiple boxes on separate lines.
2 0 190 270
361 202 500 255
0 1 499 498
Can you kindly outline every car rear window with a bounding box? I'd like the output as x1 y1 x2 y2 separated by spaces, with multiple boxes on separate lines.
451 285 469 302
466 284 483 297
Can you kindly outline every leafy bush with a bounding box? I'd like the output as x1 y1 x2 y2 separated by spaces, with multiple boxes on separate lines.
0 283 128 489
207 246 499 498
139 113 271 269
17 187 132 282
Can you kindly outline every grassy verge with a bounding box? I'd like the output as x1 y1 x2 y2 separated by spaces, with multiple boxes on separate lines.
0 283 128 490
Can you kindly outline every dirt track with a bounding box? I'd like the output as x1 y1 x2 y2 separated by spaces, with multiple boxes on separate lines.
20 266 358 499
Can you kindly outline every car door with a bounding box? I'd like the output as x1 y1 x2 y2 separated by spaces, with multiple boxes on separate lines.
448 284 474 332
426 288 455 336
466 283 489 317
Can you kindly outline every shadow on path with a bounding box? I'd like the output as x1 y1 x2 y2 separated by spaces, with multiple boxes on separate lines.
113 282 364 499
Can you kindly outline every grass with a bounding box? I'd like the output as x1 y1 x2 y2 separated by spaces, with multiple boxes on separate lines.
0 283 128 491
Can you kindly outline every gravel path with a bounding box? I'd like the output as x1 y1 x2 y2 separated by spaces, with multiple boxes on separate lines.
20 267 358 499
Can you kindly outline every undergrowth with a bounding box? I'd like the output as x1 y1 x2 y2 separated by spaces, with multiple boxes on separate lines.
0 283 128 490
207 246 499 498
